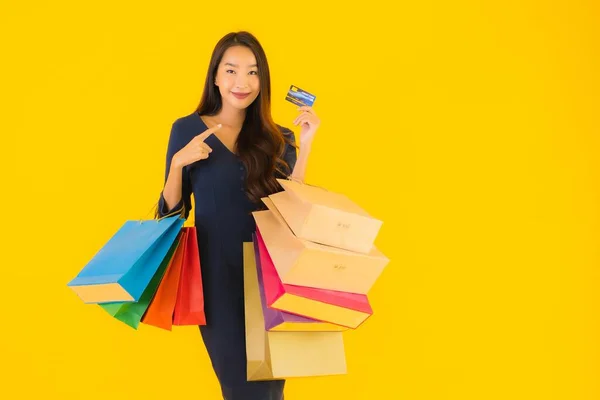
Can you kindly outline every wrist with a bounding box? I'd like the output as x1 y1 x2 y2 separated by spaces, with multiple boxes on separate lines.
290 172 304 183
299 140 313 152
171 156 184 171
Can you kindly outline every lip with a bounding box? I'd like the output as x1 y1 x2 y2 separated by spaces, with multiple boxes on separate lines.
231 92 251 99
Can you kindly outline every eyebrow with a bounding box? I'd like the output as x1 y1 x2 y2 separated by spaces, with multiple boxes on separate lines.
224 62 258 68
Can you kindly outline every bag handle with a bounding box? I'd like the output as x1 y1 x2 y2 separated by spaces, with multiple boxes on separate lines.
138 200 187 224
284 176 329 192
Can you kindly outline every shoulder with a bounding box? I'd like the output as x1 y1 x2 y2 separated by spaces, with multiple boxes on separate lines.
275 124 296 145
172 112 202 133
167 112 202 145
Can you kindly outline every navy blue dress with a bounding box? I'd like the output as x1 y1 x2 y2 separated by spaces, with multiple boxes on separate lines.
156 111 297 400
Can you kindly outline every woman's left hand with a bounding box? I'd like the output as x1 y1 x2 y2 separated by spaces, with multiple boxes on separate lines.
293 106 320 145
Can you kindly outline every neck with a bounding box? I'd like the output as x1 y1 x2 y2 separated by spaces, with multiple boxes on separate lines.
215 103 246 130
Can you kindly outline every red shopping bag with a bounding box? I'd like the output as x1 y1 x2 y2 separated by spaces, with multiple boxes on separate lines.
141 229 188 331
173 227 206 325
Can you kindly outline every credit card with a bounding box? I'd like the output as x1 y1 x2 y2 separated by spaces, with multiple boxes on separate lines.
285 84 316 107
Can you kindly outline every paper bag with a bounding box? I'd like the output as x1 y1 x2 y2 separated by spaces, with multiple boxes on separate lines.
68 215 184 303
173 227 206 325
270 179 383 254
252 198 389 294
141 229 188 330
252 233 346 332
243 242 347 381
99 232 181 329
255 229 372 329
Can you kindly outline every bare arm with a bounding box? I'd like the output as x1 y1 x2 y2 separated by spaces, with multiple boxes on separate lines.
290 141 312 182
290 105 320 183
156 122 221 219
161 158 185 212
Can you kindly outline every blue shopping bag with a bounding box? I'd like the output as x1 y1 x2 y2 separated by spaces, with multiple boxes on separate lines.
67 214 185 304
99 232 183 329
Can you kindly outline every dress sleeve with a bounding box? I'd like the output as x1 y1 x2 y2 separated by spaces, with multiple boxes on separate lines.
156 121 192 220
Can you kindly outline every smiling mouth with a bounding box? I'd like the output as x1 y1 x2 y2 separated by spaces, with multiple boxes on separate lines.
232 92 251 99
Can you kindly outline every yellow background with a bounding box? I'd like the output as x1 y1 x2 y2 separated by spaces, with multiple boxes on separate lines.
1 0 599 399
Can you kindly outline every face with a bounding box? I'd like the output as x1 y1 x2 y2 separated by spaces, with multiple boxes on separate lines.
214 45 260 110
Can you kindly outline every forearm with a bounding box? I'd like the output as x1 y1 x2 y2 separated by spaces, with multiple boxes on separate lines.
162 158 184 212
290 142 312 182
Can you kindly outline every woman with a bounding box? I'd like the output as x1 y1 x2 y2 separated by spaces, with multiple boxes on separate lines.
155 31 320 399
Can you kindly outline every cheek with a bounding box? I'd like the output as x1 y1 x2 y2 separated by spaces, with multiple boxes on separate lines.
219 75 236 90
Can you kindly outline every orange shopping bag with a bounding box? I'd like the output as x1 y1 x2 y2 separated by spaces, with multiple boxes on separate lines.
173 227 206 325
141 229 189 331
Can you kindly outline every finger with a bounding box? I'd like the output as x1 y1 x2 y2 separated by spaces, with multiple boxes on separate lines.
197 143 212 155
293 111 309 125
196 123 222 141
295 115 311 126
200 143 213 153
297 106 315 115
295 118 308 127
197 148 209 160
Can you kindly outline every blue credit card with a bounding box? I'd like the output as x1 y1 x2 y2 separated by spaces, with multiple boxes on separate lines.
285 85 316 107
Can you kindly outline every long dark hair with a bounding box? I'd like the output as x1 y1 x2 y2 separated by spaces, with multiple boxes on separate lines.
195 31 293 204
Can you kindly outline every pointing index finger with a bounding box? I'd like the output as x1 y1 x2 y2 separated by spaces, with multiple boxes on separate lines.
197 123 222 141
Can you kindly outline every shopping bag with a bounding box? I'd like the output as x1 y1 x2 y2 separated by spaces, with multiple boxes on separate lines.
67 215 184 303
252 233 346 332
270 179 383 254
99 232 182 329
252 198 389 294
141 229 189 331
173 227 206 325
255 228 372 330
243 242 347 381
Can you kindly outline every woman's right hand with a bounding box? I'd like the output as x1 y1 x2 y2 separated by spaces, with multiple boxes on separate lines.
172 124 222 169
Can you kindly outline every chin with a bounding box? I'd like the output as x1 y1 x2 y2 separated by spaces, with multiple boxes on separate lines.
227 101 251 110
229 95 258 109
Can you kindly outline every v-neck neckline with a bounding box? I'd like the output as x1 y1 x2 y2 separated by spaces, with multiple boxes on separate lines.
196 112 239 157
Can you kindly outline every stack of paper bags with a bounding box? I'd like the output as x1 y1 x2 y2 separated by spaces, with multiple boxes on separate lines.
243 241 347 380
251 178 390 331
67 215 206 330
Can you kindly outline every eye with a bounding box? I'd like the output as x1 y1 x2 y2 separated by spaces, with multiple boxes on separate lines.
226 69 235 74
249 70 258 75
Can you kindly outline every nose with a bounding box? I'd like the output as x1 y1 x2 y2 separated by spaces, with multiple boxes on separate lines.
235 75 250 89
